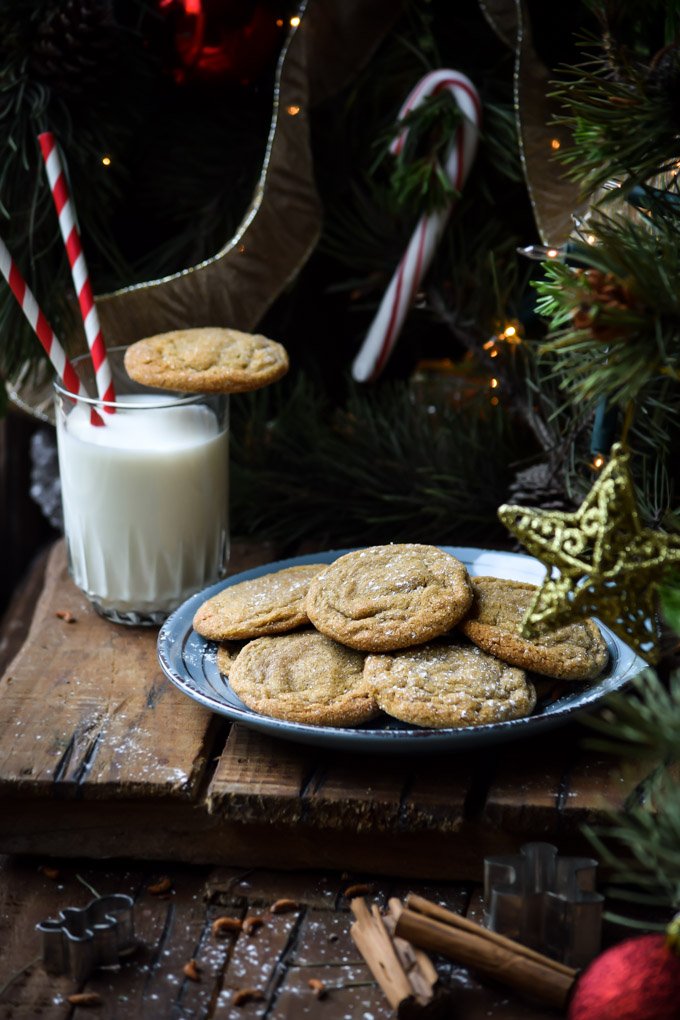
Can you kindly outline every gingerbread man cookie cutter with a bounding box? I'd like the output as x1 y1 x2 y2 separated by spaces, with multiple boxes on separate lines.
484 841 603 969
37 893 136 982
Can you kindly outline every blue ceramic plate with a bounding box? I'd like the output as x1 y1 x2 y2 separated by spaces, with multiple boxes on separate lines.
157 547 647 754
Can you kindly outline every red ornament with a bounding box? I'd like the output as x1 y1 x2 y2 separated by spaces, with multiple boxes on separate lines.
568 930 680 1020
159 0 286 85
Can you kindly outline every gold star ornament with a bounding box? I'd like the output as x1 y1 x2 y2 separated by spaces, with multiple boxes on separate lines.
498 444 680 662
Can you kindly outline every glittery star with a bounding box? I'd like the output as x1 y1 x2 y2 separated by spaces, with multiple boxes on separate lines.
498 444 680 662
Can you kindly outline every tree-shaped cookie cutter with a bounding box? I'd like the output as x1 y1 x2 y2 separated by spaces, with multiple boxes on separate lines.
37 894 136 983
484 842 603 969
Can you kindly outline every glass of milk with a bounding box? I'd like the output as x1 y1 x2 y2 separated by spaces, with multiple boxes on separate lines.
54 346 229 625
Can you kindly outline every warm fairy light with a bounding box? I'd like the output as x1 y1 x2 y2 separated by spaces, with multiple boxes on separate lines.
276 18 283 26
550 138 561 150
592 454 606 471
101 155 111 166
287 105 300 116
586 233 597 244
518 243 566 261
490 349 498 358
490 396 500 406
496 323 522 345
482 339 495 350
290 15 301 26
490 378 499 389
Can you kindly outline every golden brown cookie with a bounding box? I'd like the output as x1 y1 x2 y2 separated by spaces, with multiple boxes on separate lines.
459 576 609 680
124 327 289 393
365 639 536 728
216 642 245 679
305 544 473 652
228 631 379 727
193 564 325 641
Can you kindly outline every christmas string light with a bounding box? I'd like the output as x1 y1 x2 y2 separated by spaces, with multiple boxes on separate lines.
517 244 565 261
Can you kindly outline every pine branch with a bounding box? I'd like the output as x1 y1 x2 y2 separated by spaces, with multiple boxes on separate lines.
581 665 680 921
229 373 526 546
551 30 680 194
534 213 680 408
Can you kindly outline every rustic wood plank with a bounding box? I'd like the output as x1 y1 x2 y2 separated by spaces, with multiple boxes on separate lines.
209 732 475 836
299 751 474 835
0 856 639 1020
481 730 574 838
206 869 345 912
397 754 478 833
207 727 314 823
0 538 284 805
0 543 220 801
212 904 304 1018
271 963 390 1020
301 756 410 832
0 798 529 880
555 741 652 832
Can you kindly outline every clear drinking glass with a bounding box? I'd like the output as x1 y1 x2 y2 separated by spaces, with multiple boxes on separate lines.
54 346 229 625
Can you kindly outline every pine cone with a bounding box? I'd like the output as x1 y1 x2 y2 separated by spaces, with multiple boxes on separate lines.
571 268 642 343
508 463 573 512
30 0 116 98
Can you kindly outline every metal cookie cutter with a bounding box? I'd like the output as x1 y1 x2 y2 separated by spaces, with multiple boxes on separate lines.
484 841 603 969
37 894 136 983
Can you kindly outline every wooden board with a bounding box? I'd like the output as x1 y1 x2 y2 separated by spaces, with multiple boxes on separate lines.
0 541 643 879
0 857 564 1020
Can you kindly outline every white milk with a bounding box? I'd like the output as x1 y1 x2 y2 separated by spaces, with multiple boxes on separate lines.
56 395 228 619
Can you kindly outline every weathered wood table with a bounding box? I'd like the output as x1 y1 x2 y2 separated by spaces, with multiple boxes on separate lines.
0 541 643 1018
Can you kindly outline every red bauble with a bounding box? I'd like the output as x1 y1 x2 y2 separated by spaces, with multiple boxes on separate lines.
159 0 286 85
568 933 680 1020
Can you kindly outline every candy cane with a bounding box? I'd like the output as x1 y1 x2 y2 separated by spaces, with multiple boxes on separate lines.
352 70 481 383
38 132 116 409
0 237 103 426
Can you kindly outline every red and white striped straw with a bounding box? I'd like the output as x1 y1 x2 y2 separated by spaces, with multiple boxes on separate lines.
38 131 116 409
0 236 103 426
352 70 481 383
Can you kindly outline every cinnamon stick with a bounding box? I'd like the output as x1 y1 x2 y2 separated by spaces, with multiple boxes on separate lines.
384 898 439 1001
350 897 414 1009
395 909 577 1011
406 893 577 978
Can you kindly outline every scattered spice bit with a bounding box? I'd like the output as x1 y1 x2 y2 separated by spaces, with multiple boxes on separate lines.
66 992 102 1007
269 898 298 914
182 959 202 982
55 610 77 623
242 915 264 935
308 978 327 999
232 988 265 1007
343 883 374 898
146 876 172 896
211 916 242 937
39 865 60 880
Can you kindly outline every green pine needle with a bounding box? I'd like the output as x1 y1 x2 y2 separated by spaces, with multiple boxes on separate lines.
581 667 680 922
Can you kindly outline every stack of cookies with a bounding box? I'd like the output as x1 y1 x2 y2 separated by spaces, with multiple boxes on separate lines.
192 544 609 730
